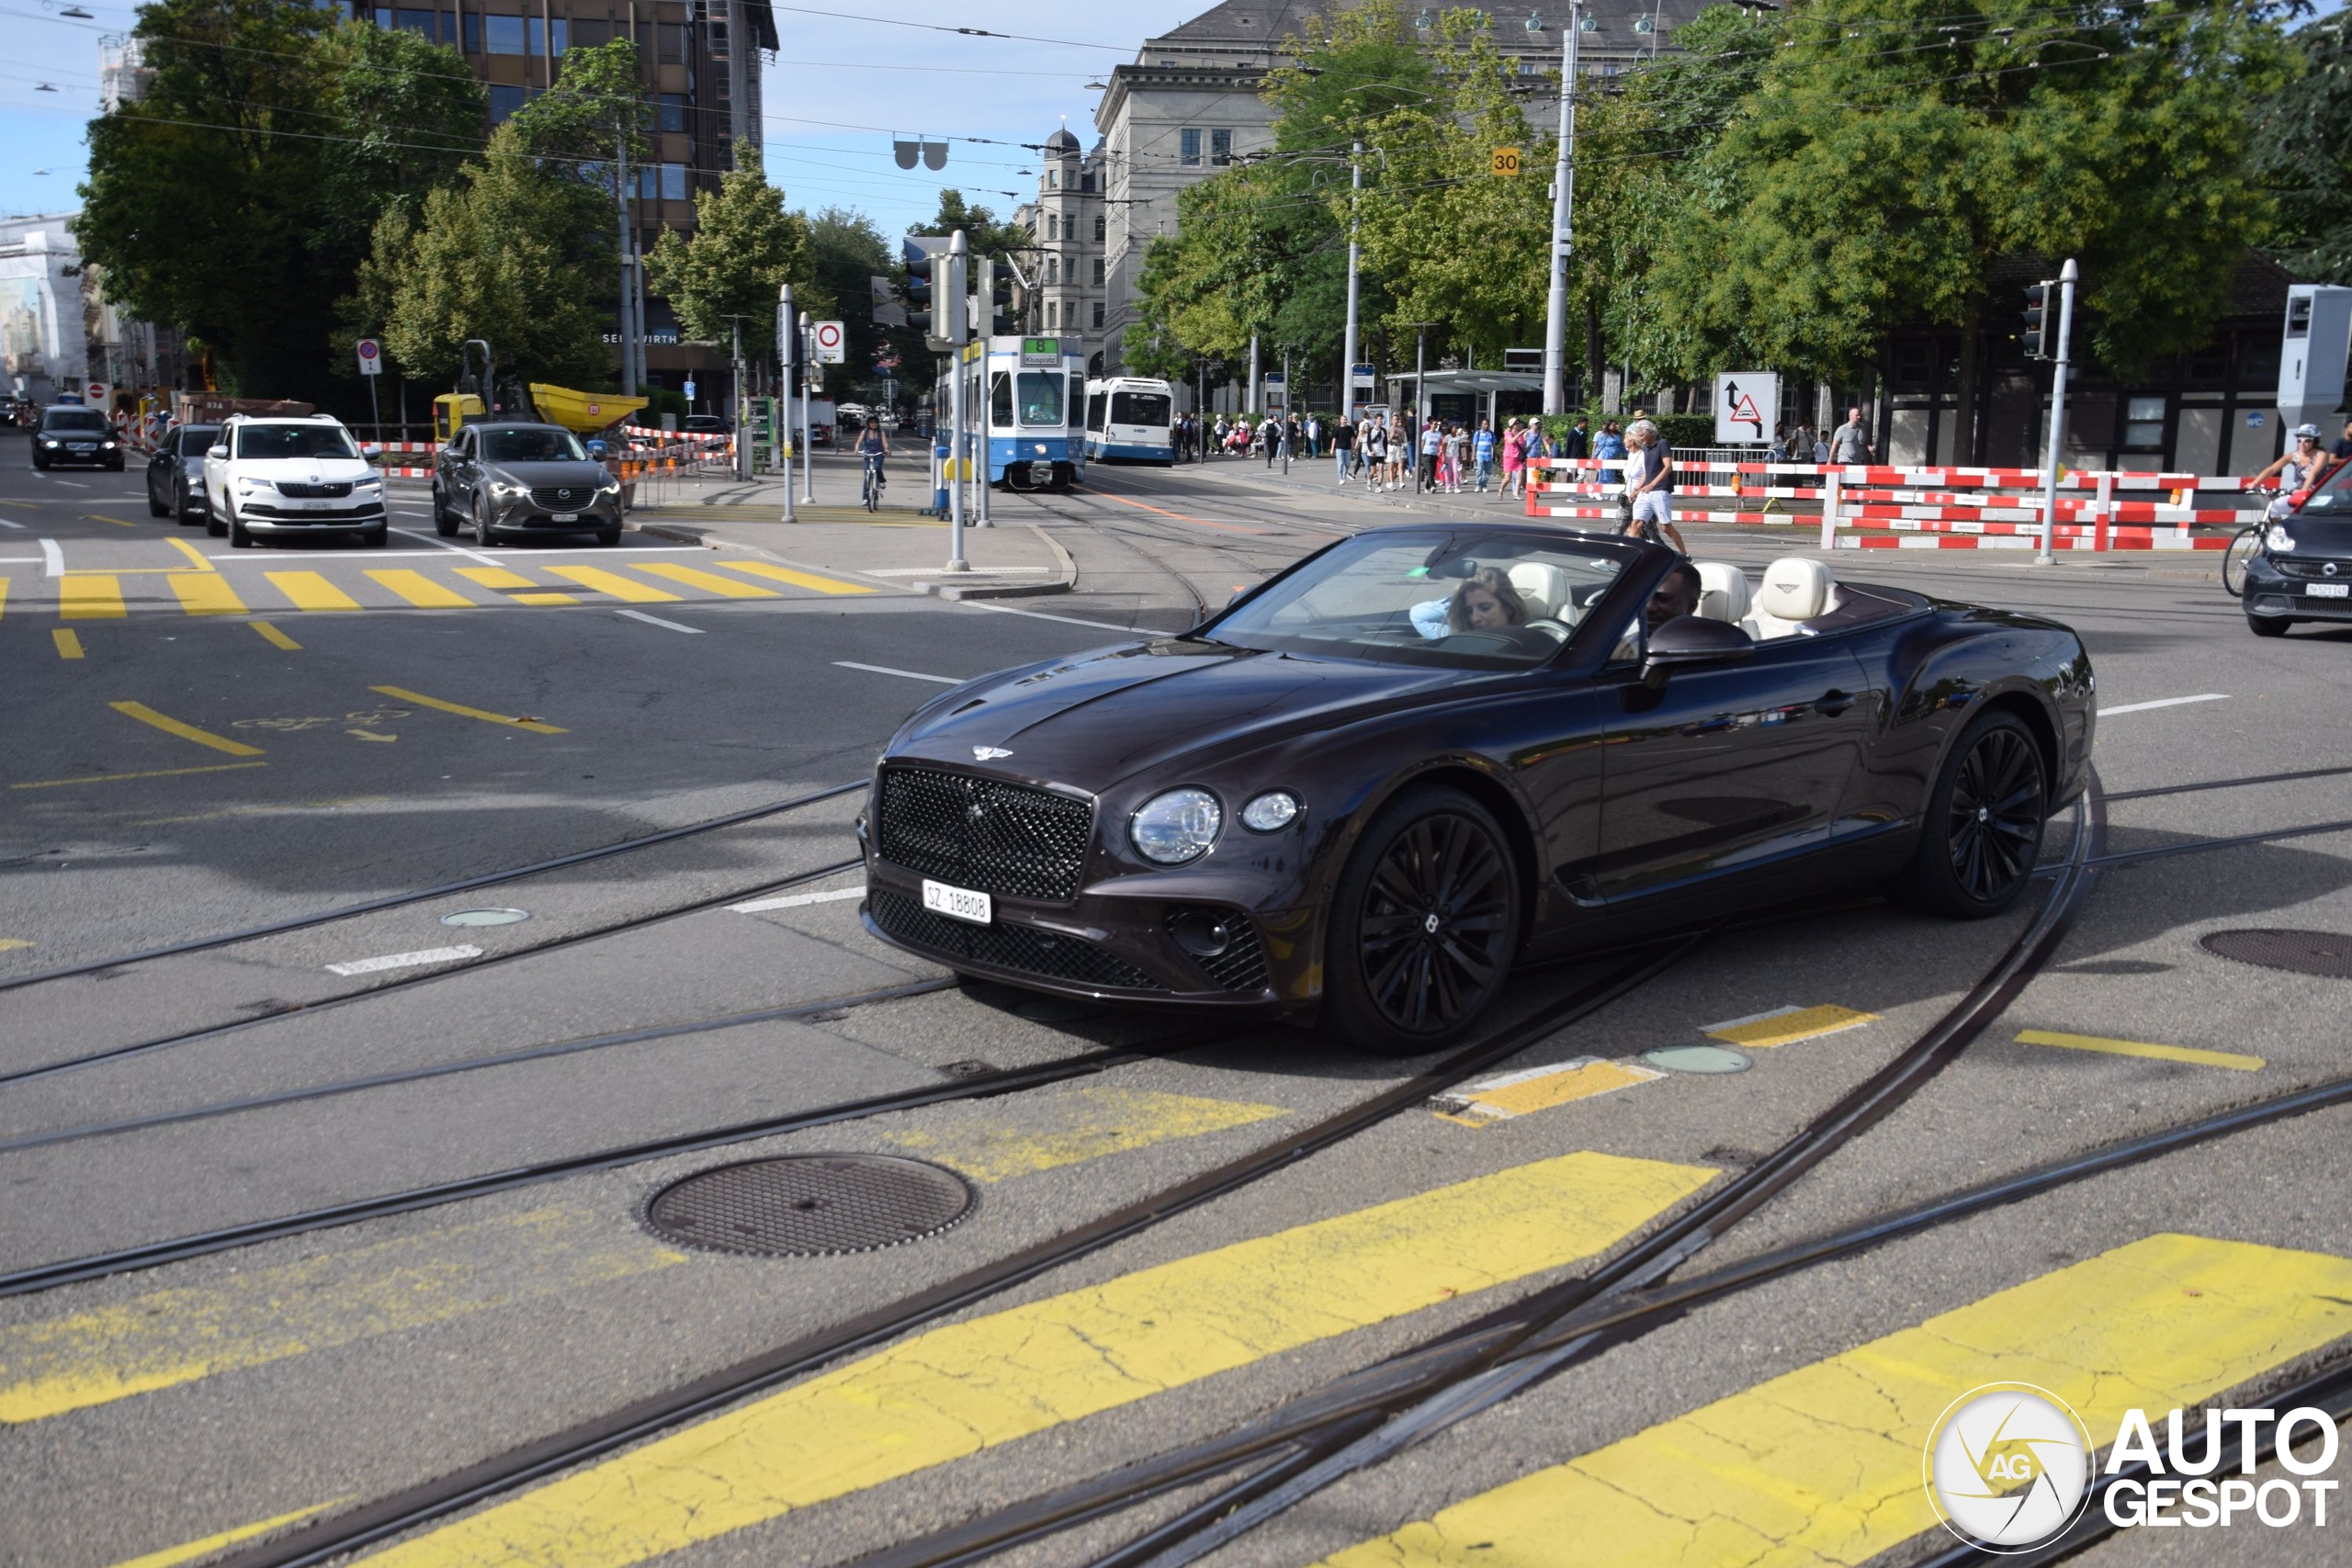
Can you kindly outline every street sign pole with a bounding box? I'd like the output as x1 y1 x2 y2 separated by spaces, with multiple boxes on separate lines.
356 337 383 446
1341 140 1362 422
2037 257 2080 567
778 283 795 522
1541 3 1579 415
799 311 816 505
945 230 969 573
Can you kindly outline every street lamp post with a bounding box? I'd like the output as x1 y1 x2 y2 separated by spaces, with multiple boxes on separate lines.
1540 4 1580 415
2036 257 2080 567
1341 139 1363 423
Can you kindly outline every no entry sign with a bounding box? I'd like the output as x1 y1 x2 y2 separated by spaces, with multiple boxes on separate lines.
812 320 846 365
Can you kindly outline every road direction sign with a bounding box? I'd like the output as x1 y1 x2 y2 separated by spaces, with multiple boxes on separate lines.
812 321 846 364
1714 371 1779 445
356 338 382 377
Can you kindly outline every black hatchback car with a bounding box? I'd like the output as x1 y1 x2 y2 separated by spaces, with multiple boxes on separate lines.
2244 462 2352 635
144 423 220 523
32 406 123 469
432 423 623 546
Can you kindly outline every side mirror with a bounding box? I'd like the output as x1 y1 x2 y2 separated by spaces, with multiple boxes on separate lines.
206 445 228 458
586 440 608 460
1644 615 1754 673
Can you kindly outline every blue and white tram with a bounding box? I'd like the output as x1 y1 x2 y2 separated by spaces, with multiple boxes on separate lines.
965 335 1087 491
1083 377 1175 465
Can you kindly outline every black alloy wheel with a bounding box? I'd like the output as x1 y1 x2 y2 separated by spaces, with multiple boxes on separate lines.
472 494 496 547
434 485 459 538
1893 710 2047 918
1324 785 1521 1055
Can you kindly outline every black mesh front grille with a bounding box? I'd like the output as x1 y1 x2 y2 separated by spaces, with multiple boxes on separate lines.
531 486 594 509
2273 558 2352 581
876 767 1092 901
1163 907 1271 994
274 480 353 499
871 890 1163 991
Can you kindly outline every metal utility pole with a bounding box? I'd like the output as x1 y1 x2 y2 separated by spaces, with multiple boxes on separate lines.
1199 362 1207 463
631 231 650 392
616 139 637 395
731 318 751 479
1249 333 1261 417
798 310 815 503
778 283 795 522
1281 344 1293 474
945 230 969 573
2037 257 2079 567
1341 139 1363 422
1541 4 1580 414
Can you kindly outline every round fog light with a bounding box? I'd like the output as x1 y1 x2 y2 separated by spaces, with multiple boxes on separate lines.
1169 910 1235 957
1240 791 1299 832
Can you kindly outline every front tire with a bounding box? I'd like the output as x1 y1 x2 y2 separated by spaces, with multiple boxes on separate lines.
2247 614 2290 637
472 496 495 547
434 486 459 538
147 491 169 517
228 511 253 548
1320 785 1521 1056
1891 710 2048 919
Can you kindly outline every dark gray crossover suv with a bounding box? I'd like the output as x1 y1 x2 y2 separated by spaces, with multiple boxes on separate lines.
432 423 623 546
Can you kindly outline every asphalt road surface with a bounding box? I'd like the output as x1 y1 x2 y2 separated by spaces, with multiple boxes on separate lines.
4 427 2349 1568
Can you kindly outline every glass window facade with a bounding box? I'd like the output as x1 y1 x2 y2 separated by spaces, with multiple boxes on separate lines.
485 15 525 55
1181 129 1201 166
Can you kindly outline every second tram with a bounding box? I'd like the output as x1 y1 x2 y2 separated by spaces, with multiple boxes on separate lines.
1083 377 1176 465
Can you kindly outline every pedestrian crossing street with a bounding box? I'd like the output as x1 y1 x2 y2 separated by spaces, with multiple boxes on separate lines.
6 557 874 624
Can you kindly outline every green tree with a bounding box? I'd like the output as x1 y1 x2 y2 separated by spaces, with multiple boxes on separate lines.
808 207 895 401
910 189 1031 262
646 142 816 350
1645 0 2299 461
2251 13 2352 282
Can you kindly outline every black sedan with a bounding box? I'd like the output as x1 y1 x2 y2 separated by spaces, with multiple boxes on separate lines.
31 406 124 469
2244 463 2352 635
432 422 623 545
859 525 2096 1055
144 423 220 523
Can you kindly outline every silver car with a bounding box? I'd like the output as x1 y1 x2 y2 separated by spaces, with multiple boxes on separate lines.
145 423 220 524
432 423 624 546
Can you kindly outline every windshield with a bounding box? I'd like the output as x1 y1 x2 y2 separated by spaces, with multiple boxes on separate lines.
236 423 360 461
43 410 108 433
176 425 220 455
1016 371 1064 427
1110 391 1171 427
1208 531 1637 670
482 428 588 463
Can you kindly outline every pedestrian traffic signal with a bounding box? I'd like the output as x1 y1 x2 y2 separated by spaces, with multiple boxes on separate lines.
2022 282 2052 360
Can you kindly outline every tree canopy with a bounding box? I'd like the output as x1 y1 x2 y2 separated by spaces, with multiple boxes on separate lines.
2252 11 2352 283
647 143 817 349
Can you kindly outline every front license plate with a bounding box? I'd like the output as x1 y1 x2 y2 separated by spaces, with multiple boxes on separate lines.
551 512 580 522
2305 581 2349 598
922 878 992 926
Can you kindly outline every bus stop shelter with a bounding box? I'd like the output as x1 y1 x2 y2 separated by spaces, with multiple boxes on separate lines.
1383 368 1545 427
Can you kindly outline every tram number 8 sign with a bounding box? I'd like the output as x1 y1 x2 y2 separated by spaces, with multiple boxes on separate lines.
1491 147 1521 177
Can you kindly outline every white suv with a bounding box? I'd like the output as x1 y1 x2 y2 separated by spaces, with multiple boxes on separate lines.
201 415 388 548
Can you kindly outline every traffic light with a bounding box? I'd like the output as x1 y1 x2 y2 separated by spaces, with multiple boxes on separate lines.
974 256 1015 338
2021 281 2052 360
903 236 945 336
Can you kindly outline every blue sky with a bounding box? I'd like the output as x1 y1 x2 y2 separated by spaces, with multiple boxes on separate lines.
0 2 1204 230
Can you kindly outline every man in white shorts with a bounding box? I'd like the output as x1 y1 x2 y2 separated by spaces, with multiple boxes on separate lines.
1623 420 1687 554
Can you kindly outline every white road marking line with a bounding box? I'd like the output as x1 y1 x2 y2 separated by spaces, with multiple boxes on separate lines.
2097 693 2230 716
323 943 482 976
834 660 961 684
390 526 501 567
965 599 1148 632
0 555 40 562
729 885 865 913
40 539 63 577
51 479 89 489
616 608 704 634
0 517 24 528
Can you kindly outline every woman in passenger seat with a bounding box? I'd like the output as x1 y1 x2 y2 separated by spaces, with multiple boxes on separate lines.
1411 567 1529 639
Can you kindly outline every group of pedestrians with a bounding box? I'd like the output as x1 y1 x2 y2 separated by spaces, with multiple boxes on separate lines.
1767 409 1877 466
1325 411 1560 497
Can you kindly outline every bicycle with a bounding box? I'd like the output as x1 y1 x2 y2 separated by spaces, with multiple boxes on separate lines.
861 454 887 513
2222 486 2282 599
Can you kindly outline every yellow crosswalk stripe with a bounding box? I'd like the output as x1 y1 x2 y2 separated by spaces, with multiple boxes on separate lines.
249 621 301 650
1431 1059 1662 1129
1321 1233 2352 1568
543 565 684 603
165 573 247 616
107 701 264 757
2015 1029 2266 1073
362 1150 1716 1568
164 537 214 570
633 561 781 599
0 576 9 619
454 566 580 605
264 571 362 612
1703 1004 1879 1049
718 560 875 594
51 628 83 660
366 570 480 608
882 1088 1286 1181
0 1208 683 1424
60 575 126 619
98 1500 351 1568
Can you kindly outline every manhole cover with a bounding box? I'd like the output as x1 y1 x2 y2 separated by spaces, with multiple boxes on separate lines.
441 908 530 928
2199 929 2352 980
1641 1044 1753 1075
642 1155 975 1257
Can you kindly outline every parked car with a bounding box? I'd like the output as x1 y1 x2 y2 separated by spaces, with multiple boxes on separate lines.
2245 460 2352 635
31 405 123 469
145 423 220 523
200 415 387 547
684 414 731 435
432 422 623 546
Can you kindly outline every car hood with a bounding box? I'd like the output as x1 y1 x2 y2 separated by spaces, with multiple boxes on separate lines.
485 460 611 490
888 639 1464 790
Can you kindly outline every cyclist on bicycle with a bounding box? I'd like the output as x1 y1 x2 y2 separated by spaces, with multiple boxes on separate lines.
2256 423 2329 517
857 418 889 508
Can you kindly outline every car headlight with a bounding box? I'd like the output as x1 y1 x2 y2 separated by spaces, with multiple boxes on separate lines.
40 438 57 447
491 479 528 498
1130 788 1222 865
2267 525 2296 552
1240 791 1300 832
235 476 268 491
101 440 118 449
600 478 622 494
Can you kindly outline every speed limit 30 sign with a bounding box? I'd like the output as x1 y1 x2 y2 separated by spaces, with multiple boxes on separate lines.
811 320 846 365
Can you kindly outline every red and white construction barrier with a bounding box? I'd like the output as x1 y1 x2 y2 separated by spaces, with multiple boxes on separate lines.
622 423 731 445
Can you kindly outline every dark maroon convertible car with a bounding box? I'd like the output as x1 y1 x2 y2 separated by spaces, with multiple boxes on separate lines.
859 525 2095 1055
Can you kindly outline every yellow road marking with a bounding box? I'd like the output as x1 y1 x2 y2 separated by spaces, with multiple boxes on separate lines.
108 701 265 757
718 560 875 594
264 571 362 612
166 572 247 616
0 1208 683 1425
0 576 8 619
1320 1234 2352 1568
0 939 29 952
249 620 301 650
9 761 267 790
164 536 215 570
89 513 139 528
1430 1059 1663 1129
883 1087 1286 1181
60 575 125 619
1703 1003 1879 1049
369 684 566 734
99 1499 352 1568
134 794 389 826
2016 1029 2266 1073
367 569 480 608
544 564 684 603
454 566 580 605
633 560 781 599
51 628 83 660
362 1151 1716 1568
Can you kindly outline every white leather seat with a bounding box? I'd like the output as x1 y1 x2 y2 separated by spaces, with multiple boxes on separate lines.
1508 560 1573 625
1745 556 1839 640
1694 561 1750 626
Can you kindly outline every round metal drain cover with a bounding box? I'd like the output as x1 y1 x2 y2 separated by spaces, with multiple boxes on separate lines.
441 908 530 928
2199 929 2352 980
1641 1044 1753 1075
643 1155 975 1257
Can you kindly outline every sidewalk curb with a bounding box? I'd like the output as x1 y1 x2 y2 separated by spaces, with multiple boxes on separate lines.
626 509 1075 601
